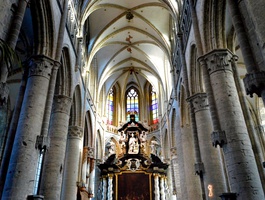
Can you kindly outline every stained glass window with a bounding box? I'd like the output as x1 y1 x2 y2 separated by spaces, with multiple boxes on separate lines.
126 88 139 121
107 88 114 125
151 86 158 124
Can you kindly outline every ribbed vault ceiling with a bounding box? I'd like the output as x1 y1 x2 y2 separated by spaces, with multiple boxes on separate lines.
82 0 177 98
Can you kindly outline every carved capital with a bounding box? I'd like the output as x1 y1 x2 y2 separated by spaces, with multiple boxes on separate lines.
52 95 72 114
87 146 94 158
187 93 208 112
203 49 235 74
27 195 44 200
0 82 9 106
211 130 227 148
243 71 265 97
170 147 177 159
194 162 204 175
28 55 55 79
35 135 50 150
68 126 83 139
219 193 237 200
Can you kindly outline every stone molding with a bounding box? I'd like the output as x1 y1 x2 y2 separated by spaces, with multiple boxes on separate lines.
68 126 83 139
52 95 72 114
28 55 55 79
187 93 208 113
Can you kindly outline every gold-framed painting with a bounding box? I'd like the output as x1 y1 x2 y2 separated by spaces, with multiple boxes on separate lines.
114 171 153 200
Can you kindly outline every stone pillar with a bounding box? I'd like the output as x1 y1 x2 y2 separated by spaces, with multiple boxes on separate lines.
88 148 95 196
227 0 265 105
107 174 113 200
102 176 107 200
160 175 166 200
81 146 89 186
2 55 54 200
203 49 264 199
170 147 181 197
188 93 227 199
154 173 160 200
39 95 72 199
61 126 83 200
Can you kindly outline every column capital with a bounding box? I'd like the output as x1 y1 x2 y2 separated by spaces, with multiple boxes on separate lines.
84 146 94 159
0 82 9 106
187 93 208 112
211 130 227 148
28 55 56 79
243 71 265 97
35 135 50 150
200 49 236 74
170 147 177 159
68 126 83 139
194 162 204 176
52 95 72 114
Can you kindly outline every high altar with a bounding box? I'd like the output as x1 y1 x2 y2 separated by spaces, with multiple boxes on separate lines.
98 114 169 200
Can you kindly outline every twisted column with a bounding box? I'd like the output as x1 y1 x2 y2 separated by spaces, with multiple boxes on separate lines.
102 176 107 200
160 175 166 200
107 174 114 200
154 173 160 200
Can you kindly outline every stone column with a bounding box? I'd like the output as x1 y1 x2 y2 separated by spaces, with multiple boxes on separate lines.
88 148 95 196
61 126 83 200
188 93 227 199
39 95 72 199
107 174 113 200
227 0 265 105
170 147 181 197
2 55 54 199
203 49 264 199
154 173 160 200
81 146 89 186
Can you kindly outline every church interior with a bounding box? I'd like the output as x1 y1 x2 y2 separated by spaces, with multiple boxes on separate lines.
1 0 265 200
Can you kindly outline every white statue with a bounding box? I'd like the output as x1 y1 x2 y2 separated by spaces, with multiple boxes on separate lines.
139 131 147 153
150 140 159 155
119 131 127 154
106 140 116 156
128 133 139 154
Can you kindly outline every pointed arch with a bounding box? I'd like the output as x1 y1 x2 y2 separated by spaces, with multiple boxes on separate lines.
69 85 82 126
30 0 56 56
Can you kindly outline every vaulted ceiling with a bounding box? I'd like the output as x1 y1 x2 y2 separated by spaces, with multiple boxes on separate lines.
81 0 180 99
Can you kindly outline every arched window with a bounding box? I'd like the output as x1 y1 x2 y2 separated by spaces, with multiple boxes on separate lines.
151 86 158 124
107 88 114 125
126 88 139 121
